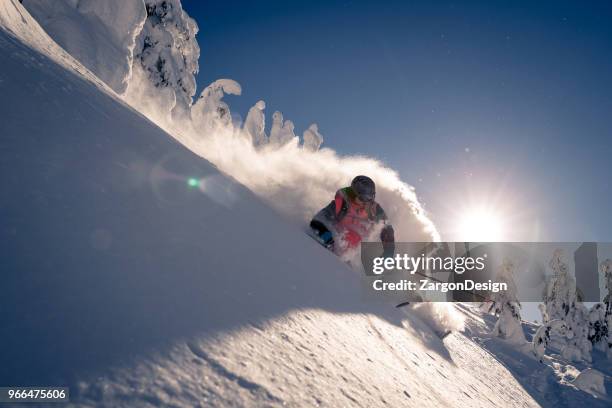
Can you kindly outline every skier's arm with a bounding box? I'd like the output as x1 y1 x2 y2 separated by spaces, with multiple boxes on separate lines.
312 190 348 228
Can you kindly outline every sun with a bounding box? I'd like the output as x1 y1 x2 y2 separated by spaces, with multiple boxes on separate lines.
455 207 505 242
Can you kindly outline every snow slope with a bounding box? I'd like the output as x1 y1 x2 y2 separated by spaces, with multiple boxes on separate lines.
1 0 368 386
0 1 608 406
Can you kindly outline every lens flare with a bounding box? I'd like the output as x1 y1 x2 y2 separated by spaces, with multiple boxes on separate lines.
187 177 200 188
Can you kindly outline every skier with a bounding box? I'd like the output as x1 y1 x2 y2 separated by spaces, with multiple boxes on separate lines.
310 175 394 255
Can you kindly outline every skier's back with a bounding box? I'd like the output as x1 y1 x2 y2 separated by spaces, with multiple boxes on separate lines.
310 175 394 254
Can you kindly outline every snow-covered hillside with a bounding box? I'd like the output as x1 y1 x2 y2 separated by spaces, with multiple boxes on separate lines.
1 0 610 406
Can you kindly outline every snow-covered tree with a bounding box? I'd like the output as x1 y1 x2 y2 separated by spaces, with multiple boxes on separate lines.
191 79 241 130
602 258 612 315
243 100 267 146
560 305 592 362
278 120 297 146
532 319 567 361
303 123 324 151
543 249 576 322
537 249 592 362
132 0 200 117
268 111 297 147
588 259 612 358
486 259 525 344
269 111 283 145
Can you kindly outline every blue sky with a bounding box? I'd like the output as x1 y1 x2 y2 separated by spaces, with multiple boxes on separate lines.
184 0 612 241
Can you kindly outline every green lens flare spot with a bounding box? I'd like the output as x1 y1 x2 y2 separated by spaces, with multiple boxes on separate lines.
187 178 200 188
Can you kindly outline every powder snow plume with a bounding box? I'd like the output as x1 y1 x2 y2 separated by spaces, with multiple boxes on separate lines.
22 0 439 242
409 303 466 334
129 77 438 241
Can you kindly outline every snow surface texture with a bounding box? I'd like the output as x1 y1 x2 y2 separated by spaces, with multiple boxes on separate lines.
488 259 527 345
22 0 440 243
3 1 611 406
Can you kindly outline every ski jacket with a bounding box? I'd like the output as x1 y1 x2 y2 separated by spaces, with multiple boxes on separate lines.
312 187 395 249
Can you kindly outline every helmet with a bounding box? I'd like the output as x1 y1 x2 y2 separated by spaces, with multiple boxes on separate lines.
351 175 375 202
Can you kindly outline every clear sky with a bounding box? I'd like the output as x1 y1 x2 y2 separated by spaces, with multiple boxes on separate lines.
184 0 612 241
